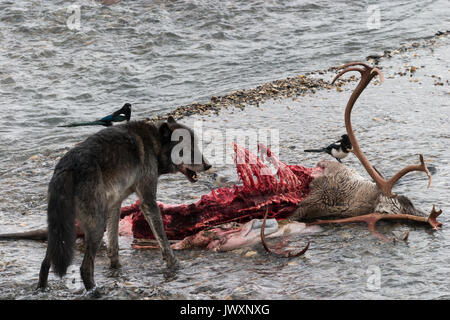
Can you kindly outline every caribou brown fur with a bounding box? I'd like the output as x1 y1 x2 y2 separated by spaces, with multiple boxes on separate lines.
289 159 428 222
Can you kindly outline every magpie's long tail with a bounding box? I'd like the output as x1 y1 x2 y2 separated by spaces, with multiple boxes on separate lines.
58 120 108 127
304 148 326 153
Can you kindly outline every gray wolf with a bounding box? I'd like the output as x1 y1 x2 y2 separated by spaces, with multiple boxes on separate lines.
37 116 211 293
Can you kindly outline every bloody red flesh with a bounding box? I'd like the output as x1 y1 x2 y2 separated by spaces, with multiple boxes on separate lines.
120 143 318 240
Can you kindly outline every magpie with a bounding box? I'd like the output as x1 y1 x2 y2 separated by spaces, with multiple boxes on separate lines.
59 103 132 127
98 103 132 126
304 134 352 163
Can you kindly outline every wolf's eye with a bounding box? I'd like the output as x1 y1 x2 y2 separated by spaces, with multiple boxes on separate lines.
179 149 183 157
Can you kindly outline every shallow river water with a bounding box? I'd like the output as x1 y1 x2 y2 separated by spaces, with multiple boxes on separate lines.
0 1 449 299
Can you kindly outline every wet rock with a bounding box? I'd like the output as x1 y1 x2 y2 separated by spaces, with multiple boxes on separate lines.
244 250 257 258
436 30 450 37
148 71 346 122
366 54 382 65
29 155 40 161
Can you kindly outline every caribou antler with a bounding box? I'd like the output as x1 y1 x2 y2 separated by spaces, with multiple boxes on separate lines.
260 208 310 258
308 205 443 242
331 62 431 197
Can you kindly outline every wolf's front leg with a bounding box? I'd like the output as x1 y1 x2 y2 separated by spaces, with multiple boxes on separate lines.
106 205 121 269
139 197 179 271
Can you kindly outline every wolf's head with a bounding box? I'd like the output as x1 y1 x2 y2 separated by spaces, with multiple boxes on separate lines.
158 116 211 182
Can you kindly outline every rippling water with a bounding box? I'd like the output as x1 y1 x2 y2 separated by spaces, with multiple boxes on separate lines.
0 1 449 299
0 0 449 160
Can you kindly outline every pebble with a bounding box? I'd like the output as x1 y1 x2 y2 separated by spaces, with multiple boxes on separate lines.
148 70 349 122
244 250 257 258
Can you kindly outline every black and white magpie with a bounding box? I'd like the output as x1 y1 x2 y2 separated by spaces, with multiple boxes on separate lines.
59 103 132 127
304 134 352 163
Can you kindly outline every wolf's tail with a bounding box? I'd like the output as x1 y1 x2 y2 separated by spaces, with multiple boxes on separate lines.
304 148 326 153
46 171 76 277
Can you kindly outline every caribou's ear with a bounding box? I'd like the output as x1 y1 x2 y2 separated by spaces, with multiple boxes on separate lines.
167 116 176 124
159 122 172 143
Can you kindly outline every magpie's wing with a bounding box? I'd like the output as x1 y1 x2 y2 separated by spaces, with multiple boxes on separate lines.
99 114 114 122
111 108 124 118
111 115 127 122
324 143 336 155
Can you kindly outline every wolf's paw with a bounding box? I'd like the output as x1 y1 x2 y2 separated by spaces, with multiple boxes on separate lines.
34 285 48 294
84 286 102 299
167 257 180 272
109 260 122 270
163 258 180 281
107 268 122 278
163 268 179 282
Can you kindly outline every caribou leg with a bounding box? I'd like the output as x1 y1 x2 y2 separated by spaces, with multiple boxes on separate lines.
308 214 398 242
307 205 443 242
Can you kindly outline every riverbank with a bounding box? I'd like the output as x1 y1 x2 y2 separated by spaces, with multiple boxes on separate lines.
149 30 448 121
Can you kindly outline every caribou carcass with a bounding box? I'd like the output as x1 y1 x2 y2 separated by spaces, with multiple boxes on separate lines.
282 62 442 243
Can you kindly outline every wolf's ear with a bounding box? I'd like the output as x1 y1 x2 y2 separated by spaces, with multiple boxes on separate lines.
167 116 176 124
159 123 172 143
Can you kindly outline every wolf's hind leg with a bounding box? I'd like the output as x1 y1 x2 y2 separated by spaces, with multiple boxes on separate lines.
36 248 51 290
80 222 105 292
106 206 121 269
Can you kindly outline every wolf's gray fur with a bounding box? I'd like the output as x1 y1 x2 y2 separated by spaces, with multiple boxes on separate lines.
37 117 210 292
